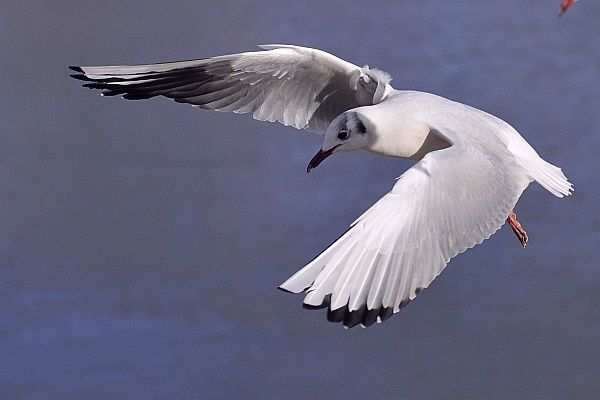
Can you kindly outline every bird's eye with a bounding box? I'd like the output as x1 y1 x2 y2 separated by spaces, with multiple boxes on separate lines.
337 130 349 140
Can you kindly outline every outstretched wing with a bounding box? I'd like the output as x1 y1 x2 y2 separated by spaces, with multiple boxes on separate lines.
279 129 531 328
70 44 393 134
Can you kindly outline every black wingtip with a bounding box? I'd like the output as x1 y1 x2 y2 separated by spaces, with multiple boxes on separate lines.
70 74 92 81
302 294 331 310
82 83 106 89
69 65 83 73
296 292 420 328
327 306 347 323
343 305 367 329
302 303 328 310
378 307 394 323
361 308 380 327
300 298 403 329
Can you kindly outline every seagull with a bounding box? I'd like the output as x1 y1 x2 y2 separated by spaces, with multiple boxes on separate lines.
559 0 578 16
70 45 572 328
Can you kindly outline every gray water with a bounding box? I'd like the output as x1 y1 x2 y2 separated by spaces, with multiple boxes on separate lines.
1 1 599 399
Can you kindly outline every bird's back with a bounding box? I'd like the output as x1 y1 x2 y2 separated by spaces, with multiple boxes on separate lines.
384 90 572 197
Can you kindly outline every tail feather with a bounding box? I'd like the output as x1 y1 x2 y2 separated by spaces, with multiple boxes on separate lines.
507 134 573 198
526 157 573 198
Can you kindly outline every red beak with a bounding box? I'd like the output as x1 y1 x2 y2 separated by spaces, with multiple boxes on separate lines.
307 145 341 173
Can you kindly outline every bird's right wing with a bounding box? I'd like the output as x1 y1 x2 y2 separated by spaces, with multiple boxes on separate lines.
70 45 393 134
280 131 531 328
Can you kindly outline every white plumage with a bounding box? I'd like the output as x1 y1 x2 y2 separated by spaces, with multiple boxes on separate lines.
70 45 572 328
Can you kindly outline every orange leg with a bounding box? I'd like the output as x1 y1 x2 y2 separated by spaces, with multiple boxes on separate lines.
507 210 528 248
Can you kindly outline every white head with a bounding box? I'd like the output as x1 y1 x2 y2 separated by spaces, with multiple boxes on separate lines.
307 110 372 172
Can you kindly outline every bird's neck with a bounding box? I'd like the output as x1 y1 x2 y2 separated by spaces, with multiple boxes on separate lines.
361 107 450 160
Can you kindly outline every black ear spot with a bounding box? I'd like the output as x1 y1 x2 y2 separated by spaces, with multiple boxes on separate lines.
337 130 349 140
350 112 366 135
356 119 366 135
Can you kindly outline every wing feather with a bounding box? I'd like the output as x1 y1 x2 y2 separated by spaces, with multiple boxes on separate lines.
70 45 393 134
280 133 531 327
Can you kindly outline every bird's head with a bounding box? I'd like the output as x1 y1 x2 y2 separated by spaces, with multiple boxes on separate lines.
307 111 371 173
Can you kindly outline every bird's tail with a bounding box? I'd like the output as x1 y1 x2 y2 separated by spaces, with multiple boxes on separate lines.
517 149 573 197
521 155 573 198
507 131 573 198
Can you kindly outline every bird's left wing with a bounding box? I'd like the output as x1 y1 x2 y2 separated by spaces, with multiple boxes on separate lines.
280 129 531 328
70 45 392 134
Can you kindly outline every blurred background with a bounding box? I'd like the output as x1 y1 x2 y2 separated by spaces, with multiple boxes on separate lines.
1 1 599 399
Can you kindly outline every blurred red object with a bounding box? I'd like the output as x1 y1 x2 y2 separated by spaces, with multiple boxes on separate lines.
558 0 577 16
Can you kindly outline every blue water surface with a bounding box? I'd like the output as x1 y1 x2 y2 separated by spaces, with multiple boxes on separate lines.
1 1 599 399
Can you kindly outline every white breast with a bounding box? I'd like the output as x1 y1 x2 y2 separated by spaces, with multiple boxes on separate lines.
359 93 451 159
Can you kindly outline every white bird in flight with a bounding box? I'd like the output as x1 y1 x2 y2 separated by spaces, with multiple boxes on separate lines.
70 45 572 328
